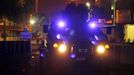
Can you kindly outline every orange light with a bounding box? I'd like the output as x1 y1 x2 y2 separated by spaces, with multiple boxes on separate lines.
53 43 58 48
58 44 67 53
105 20 113 24
95 0 98 2
105 44 110 49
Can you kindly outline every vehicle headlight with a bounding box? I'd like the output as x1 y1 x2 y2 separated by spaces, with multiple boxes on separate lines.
96 45 106 54
53 43 59 48
105 44 110 49
58 44 67 53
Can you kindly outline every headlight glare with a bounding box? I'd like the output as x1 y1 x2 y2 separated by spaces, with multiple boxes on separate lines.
58 44 67 53
96 45 106 54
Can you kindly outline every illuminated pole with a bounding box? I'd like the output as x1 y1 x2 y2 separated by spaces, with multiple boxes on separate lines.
113 0 116 26
29 14 36 32
113 0 116 42
36 0 38 13
3 19 6 41
85 2 90 21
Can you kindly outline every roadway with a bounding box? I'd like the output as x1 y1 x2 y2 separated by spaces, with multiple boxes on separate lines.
30 43 134 75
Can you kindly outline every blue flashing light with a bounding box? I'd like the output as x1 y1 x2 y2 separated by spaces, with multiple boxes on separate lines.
89 23 96 28
88 22 96 28
91 41 97 45
57 21 66 28
56 34 61 39
40 53 44 57
70 54 76 59
95 35 99 40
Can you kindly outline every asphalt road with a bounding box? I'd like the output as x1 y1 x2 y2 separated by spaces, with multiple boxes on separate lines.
1 43 134 75
30 58 134 75
30 57 134 75
30 43 134 75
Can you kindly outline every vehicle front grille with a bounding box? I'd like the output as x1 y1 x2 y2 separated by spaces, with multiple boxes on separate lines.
73 41 91 49
71 41 93 59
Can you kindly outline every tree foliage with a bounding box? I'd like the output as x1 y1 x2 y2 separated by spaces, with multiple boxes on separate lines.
0 0 33 22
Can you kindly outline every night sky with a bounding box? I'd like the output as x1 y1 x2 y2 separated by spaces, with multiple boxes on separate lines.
38 0 90 15
38 0 66 15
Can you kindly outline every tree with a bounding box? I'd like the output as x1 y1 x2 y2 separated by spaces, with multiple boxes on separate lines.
0 0 33 23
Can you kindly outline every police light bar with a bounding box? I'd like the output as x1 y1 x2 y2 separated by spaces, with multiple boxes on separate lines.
57 21 66 28
56 34 61 39
88 22 96 28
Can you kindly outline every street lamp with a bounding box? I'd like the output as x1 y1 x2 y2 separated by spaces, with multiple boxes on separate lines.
35 0 38 13
29 14 37 25
30 19 36 25
111 5 114 10
86 2 90 9
113 0 116 26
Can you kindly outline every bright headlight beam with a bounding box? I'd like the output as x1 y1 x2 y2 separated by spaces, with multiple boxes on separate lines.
97 45 105 54
30 19 36 25
58 44 67 53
